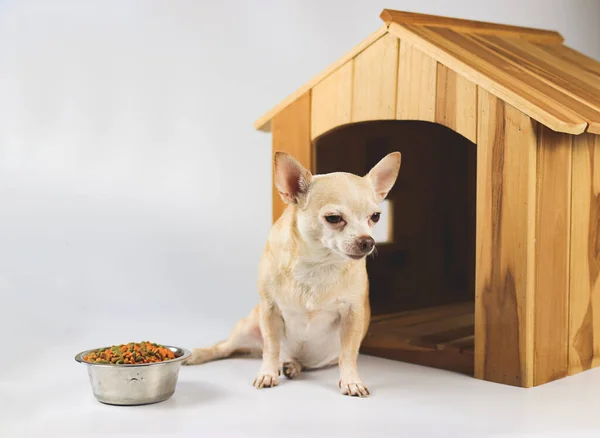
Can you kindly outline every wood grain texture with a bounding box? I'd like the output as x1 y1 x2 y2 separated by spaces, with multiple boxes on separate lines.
469 34 600 135
534 127 572 385
475 88 536 387
352 33 399 123
481 37 600 100
311 60 353 140
271 92 312 222
435 64 477 143
380 9 564 44
542 44 600 80
254 26 388 132
396 42 437 121
362 302 474 375
430 28 600 134
569 134 600 375
387 22 587 134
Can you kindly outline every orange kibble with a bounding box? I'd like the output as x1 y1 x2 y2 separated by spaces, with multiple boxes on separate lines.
83 342 176 364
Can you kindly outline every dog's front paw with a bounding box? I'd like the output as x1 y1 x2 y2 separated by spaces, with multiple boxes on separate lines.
338 379 370 397
253 371 279 389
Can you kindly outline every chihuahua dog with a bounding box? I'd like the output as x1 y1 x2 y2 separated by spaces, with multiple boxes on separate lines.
185 151 401 397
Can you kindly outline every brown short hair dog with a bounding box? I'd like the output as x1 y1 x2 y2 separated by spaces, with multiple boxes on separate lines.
186 151 401 397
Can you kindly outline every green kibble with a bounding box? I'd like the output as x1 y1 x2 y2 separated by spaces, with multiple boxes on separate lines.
84 341 174 364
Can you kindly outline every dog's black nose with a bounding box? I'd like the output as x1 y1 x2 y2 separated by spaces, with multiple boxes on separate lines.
357 236 375 254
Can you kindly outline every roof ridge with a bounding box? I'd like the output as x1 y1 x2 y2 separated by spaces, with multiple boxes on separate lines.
380 9 564 45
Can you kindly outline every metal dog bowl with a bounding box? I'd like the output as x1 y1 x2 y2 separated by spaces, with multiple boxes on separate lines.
75 345 191 405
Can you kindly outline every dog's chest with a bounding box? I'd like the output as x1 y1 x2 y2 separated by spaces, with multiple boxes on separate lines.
281 305 340 344
278 292 342 367
279 290 341 338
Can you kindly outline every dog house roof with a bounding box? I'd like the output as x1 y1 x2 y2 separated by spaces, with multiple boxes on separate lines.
254 9 600 135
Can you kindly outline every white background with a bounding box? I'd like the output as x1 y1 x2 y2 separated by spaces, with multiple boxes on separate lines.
1 1 600 437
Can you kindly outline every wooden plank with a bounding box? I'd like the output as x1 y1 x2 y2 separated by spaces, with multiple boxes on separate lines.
435 64 477 143
271 92 312 222
351 33 399 123
432 28 600 134
541 44 600 80
587 124 600 135
469 35 600 134
569 134 600 375
396 42 437 121
362 303 474 375
310 61 353 139
367 310 474 352
387 22 587 134
362 344 474 375
475 87 536 387
370 301 474 324
484 37 600 95
462 345 475 355
534 126 572 385
380 9 564 44
401 313 474 338
254 26 388 132
419 325 475 349
539 46 600 135
440 334 475 351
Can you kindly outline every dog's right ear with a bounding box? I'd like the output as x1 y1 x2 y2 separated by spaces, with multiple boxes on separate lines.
273 151 312 205
366 151 401 202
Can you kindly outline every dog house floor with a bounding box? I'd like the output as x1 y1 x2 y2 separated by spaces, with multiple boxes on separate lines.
361 302 474 375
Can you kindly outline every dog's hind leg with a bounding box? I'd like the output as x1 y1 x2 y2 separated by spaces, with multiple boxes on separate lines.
282 359 302 379
184 305 263 365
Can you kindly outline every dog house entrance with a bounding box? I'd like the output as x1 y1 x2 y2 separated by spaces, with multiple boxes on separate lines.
315 120 476 375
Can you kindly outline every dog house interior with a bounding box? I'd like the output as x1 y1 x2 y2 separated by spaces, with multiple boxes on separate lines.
316 121 476 375
255 9 600 388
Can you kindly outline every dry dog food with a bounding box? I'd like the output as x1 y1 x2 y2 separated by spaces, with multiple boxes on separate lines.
83 341 176 364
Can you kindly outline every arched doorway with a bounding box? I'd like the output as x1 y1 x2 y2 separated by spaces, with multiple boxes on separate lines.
315 120 477 375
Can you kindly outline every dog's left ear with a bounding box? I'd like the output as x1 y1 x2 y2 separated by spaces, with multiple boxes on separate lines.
274 151 312 205
366 152 401 202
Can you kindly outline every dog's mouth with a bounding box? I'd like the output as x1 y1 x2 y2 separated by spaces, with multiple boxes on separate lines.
345 253 366 260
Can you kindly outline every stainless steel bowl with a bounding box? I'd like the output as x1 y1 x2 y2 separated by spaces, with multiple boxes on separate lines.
75 345 191 405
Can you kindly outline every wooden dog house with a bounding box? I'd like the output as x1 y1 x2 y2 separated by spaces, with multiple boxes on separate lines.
253 9 600 388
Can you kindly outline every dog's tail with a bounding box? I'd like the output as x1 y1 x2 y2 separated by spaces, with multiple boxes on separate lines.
184 305 263 365
184 341 234 365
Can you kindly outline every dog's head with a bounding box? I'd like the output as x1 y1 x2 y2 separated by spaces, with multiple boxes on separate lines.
274 151 401 261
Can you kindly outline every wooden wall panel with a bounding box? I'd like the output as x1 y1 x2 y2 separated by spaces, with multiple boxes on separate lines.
435 65 478 317
396 42 437 121
569 133 600 375
436 64 477 143
352 33 399 122
534 127 572 385
271 92 312 222
311 61 353 140
475 87 536 387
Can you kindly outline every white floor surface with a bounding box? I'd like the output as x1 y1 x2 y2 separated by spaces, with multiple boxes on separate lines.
3 330 600 438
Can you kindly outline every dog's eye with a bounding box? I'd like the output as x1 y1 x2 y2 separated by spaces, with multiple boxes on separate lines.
325 215 343 224
371 212 381 223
